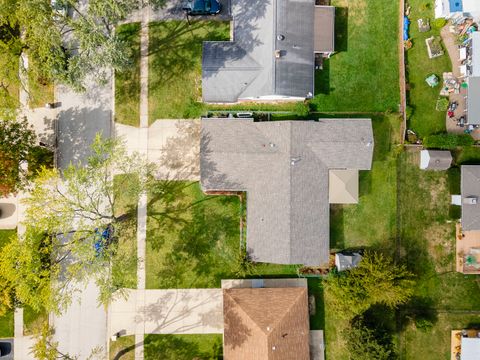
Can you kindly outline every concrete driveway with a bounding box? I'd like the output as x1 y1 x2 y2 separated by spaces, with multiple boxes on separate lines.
109 289 223 336
50 280 107 359
55 77 112 170
115 119 200 180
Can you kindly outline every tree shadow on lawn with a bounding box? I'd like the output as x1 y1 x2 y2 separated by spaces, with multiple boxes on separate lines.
144 334 222 360
148 21 228 88
147 182 240 289
335 7 348 52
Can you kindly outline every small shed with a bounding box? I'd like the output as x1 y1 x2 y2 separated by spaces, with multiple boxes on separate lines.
335 252 362 272
419 150 452 170
461 337 480 360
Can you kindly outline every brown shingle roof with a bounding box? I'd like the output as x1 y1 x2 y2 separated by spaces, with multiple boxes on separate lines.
223 287 310 360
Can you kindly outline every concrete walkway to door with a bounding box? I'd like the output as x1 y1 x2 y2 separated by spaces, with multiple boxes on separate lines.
108 289 223 337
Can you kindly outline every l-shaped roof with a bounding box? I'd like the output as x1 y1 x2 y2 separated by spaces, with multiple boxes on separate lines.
200 118 374 266
202 0 317 103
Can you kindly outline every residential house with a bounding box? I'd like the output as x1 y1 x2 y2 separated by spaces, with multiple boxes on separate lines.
464 32 480 125
221 278 324 360
455 165 480 273
201 0 335 103
200 118 374 266
419 150 452 170
435 0 480 20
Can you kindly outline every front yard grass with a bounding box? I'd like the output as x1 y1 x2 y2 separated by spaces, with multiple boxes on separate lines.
23 306 47 336
145 181 299 289
311 0 399 112
148 20 229 121
144 334 222 360
115 23 141 127
0 230 15 338
406 0 452 137
109 335 135 360
112 174 139 289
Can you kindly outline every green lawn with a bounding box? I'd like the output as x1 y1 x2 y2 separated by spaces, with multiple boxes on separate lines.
144 334 222 360
311 0 399 112
112 174 138 289
330 113 402 252
146 181 241 289
110 335 135 360
148 20 229 121
406 0 452 137
115 23 141 127
0 230 15 338
23 306 47 336
402 313 480 360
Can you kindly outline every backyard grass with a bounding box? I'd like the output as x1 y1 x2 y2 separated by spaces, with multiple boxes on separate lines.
311 0 399 112
109 335 135 360
0 230 15 338
406 0 452 137
330 113 402 252
115 23 141 127
148 20 229 121
402 313 480 360
144 334 222 360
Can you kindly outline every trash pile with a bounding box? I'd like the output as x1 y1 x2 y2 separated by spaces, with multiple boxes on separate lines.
440 72 461 96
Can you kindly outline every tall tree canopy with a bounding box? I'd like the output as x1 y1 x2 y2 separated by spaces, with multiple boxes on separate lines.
0 117 37 195
324 251 416 319
0 134 154 314
0 0 165 107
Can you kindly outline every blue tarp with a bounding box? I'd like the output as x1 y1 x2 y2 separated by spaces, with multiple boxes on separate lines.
403 16 410 41
449 0 463 13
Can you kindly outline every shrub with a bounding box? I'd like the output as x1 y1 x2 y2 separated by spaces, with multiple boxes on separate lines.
432 18 447 30
423 133 475 149
435 97 449 111
294 101 311 117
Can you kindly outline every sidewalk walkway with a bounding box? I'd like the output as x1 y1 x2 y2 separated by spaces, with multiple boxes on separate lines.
109 289 223 336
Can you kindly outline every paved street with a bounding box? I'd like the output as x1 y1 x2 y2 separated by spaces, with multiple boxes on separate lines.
55 78 112 170
109 289 223 336
50 281 108 359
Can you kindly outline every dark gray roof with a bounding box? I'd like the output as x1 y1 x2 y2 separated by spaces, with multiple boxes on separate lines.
200 118 374 266
202 0 315 103
420 150 452 170
461 165 480 231
314 6 335 53
468 77 480 125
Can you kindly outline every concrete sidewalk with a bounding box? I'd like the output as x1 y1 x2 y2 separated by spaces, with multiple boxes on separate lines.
109 289 223 336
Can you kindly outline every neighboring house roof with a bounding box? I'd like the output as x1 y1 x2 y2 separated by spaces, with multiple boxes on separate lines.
435 0 480 18
223 287 310 360
314 6 335 53
461 337 480 360
329 169 359 204
335 252 363 271
461 165 480 231
200 118 374 266
419 150 452 170
468 77 480 125
203 0 331 103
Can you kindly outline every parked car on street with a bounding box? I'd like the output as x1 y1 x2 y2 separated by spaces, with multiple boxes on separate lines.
182 0 221 16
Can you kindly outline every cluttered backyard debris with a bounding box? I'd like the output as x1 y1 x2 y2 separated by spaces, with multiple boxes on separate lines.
426 36 445 58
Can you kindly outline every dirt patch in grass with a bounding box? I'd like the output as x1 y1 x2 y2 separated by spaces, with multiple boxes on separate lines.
425 222 455 272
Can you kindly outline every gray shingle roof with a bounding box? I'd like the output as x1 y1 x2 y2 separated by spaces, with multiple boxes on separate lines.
468 77 480 124
202 0 316 103
314 6 335 53
461 165 480 231
200 118 374 266
419 150 452 170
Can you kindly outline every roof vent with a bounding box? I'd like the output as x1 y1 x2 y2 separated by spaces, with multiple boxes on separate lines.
277 34 285 41
269 142 276 148
272 346 276 351
291 157 301 165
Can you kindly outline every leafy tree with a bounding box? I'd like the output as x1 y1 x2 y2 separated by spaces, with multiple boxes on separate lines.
0 0 166 106
324 251 415 319
343 319 394 360
0 117 37 196
0 134 154 314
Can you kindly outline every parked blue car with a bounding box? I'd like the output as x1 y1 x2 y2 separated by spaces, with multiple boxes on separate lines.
182 0 221 16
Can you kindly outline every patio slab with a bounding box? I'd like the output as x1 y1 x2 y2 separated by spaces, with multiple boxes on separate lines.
456 222 480 273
